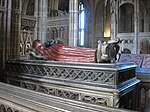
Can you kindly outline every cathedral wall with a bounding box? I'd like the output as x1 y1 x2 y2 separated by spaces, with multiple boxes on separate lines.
4 0 150 61
94 2 105 47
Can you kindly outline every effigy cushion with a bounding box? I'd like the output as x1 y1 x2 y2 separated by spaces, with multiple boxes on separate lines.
119 54 144 68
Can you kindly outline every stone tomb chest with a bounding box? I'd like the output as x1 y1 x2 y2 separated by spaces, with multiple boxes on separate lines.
119 54 150 111
5 60 140 110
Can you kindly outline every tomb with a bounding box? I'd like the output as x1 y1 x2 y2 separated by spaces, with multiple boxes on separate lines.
2 40 140 111
4 59 139 110
119 54 150 111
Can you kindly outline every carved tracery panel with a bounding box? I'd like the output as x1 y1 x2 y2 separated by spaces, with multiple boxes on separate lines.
59 27 65 39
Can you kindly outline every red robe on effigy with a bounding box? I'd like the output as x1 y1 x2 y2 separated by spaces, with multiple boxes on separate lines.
32 40 96 63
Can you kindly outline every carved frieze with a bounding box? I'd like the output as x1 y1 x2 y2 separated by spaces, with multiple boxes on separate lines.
138 84 150 111
0 104 20 112
6 63 116 85
120 39 134 44
7 79 109 106
21 18 36 30
81 95 108 106
47 18 69 27
0 82 135 111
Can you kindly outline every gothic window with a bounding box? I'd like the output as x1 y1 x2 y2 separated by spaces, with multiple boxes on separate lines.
79 2 85 46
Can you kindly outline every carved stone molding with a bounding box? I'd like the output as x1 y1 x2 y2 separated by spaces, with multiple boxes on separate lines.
0 6 7 12
12 9 21 14
0 102 23 112
0 104 17 112
120 39 134 44
47 18 69 27
136 82 150 111
0 82 134 112
8 79 109 106
119 0 134 6
5 60 137 86
6 63 116 85
21 18 36 30
81 95 108 106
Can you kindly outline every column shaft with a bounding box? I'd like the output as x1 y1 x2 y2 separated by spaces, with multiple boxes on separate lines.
6 0 12 60
110 0 117 40
8 0 21 59
134 0 139 54
69 0 79 46
35 0 48 42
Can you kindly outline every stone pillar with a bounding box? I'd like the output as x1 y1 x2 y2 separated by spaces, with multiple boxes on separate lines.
110 0 117 40
69 0 79 46
54 0 59 10
34 0 38 40
0 0 7 72
2 0 7 69
34 0 48 42
144 9 150 32
134 0 140 54
0 0 7 81
6 0 12 60
9 0 22 59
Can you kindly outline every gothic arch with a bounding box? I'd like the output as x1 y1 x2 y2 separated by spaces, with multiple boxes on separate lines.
22 0 29 15
12 0 20 9
118 3 134 33
140 0 146 15
21 26 31 31
139 88 146 109
51 27 58 39
140 39 150 54
119 1 134 7
48 0 60 17
47 28 51 39
26 0 35 16
22 0 35 16
139 0 149 32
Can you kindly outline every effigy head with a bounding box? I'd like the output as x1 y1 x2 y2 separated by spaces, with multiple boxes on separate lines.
32 40 43 49
96 39 120 63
